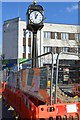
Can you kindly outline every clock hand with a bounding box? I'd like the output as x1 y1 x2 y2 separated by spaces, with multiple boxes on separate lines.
35 13 38 19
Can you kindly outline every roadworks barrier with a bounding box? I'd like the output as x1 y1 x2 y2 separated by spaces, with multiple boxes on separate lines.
3 85 80 120
0 81 7 94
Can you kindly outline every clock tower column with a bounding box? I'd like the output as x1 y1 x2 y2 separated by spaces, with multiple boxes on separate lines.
26 0 44 68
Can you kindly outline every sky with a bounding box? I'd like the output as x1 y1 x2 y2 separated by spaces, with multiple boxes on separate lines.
0 1 79 55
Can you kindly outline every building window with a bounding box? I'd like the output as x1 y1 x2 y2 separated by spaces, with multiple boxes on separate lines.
49 47 52 52
51 32 55 39
23 46 26 53
28 38 31 46
23 53 26 58
78 47 80 53
44 47 62 53
68 47 78 53
61 33 68 40
69 33 75 40
78 34 80 40
23 38 26 46
23 29 26 38
43 46 51 53
55 32 61 39
57 32 61 39
28 53 31 59
75 48 78 53
45 47 48 53
75 34 78 40
52 47 55 53
55 47 60 53
61 47 68 52
28 46 31 53
43 47 45 53
29 31 31 38
44 31 51 39
55 32 58 39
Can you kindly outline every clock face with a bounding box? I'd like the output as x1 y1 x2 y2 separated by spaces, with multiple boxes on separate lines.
29 11 43 24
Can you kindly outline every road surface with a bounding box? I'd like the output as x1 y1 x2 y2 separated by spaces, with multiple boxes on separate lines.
0 95 16 120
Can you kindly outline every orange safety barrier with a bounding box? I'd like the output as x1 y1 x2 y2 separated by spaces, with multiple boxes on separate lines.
3 86 80 120
20 92 39 119
3 85 10 103
38 103 80 119
8 88 16 108
0 82 7 94
2 85 7 100
5 87 12 105
15 89 37 119
20 94 32 119
0 88 2 94
72 84 80 96
14 90 21 115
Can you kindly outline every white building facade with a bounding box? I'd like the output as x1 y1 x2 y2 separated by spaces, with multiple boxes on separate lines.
3 17 80 60
2 17 80 83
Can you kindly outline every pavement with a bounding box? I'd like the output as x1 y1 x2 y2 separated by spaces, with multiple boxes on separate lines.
0 95 16 120
0 95 2 120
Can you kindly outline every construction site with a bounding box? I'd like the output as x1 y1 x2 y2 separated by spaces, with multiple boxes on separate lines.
0 1 80 119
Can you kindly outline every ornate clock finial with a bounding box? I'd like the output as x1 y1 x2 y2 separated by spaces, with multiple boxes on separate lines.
33 0 36 5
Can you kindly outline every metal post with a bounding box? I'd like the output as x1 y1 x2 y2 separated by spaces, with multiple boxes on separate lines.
40 30 41 67
32 32 39 68
50 52 54 105
54 53 59 104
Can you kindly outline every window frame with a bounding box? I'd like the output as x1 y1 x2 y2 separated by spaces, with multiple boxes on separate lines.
44 31 51 39
61 33 69 40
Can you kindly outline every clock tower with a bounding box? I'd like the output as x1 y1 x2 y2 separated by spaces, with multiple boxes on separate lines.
26 0 44 68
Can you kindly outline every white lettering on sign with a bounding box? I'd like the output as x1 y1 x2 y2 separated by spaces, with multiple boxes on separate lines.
66 104 77 113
